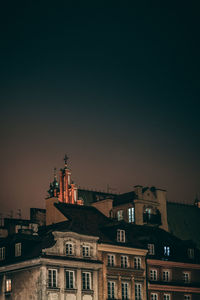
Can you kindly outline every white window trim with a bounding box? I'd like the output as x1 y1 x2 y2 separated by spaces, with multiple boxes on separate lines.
121 255 129 268
122 281 129 300
107 254 115 267
162 269 171 282
66 270 75 289
117 210 124 221
117 229 126 243
5 279 11 293
148 243 155 255
135 283 142 300
15 243 21 257
150 269 157 281
128 207 135 223
108 280 116 299
66 242 74 256
164 293 171 300
82 245 91 257
183 272 190 283
82 271 91 290
48 269 58 288
134 257 141 269
151 292 158 300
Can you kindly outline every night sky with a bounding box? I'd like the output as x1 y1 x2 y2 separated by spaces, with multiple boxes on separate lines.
1 1 200 218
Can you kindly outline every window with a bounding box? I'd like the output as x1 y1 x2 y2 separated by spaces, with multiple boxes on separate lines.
188 248 194 259
66 270 75 289
117 229 125 242
15 243 21 257
164 246 170 256
108 254 115 267
183 272 190 283
121 255 128 268
135 283 142 300
0 247 5 260
108 281 115 299
150 269 157 281
134 257 141 269
5 279 11 293
128 207 135 223
148 244 155 255
164 294 171 300
82 245 90 257
151 293 158 300
82 272 91 290
117 210 124 221
163 270 170 282
66 243 73 255
122 282 129 300
184 296 191 300
48 269 57 288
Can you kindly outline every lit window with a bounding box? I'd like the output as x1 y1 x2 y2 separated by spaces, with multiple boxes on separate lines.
122 282 129 300
164 294 171 300
135 283 142 300
134 257 141 269
108 254 115 267
66 270 75 289
15 243 21 257
82 245 90 257
48 269 57 288
183 272 190 283
164 246 170 256
151 293 158 300
0 247 5 260
148 244 155 255
188 248 194 259
117 210 124 221
66 243 74 256
108 281 115 299
163 270 170 282
121 255 128 268
184 296 191 300
82 272 91 290
128 207 135 223
6 279 11 293
117 229 125 242
150 269 157 281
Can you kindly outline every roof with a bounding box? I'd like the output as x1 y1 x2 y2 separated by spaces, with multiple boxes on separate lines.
113 191 136 206
78 189 115 205
167 202 200 248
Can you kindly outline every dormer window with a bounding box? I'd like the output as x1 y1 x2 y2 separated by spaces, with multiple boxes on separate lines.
164 246 170 257
128 207 135 223
66 242 74 256
82 245 90 257
148 243 155 255
188 248 194 259
117 210 124 221
15 243 21 257
117 229 125 243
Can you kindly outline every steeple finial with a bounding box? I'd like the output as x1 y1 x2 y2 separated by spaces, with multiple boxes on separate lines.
64 154 69 167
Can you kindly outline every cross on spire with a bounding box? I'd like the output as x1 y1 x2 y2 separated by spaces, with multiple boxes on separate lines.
64 154 69 166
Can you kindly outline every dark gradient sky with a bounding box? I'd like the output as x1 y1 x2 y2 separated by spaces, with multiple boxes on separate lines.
0 1 200 218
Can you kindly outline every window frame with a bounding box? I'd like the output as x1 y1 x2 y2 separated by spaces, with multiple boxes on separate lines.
148 243 155 255
48 269 58 288
82 245 90 257
122 281 129 300
121 255 129 268
108 280 115 299
128 207 135 223
5 279 11 293
151 293 158 300
107 254 115 267
0 247 5 260
82 271 91 290
117 210 124 221
135 283 142 300
150 269 158 281
65 270 75 289
163 294 171 300
162 270 170 282
66 242 74 256
117 229 126 243
183 272 190 283
184 295 191 300
134 257 141 269
15 243 21 257
164 246 170 256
